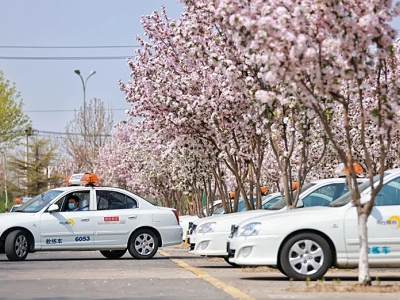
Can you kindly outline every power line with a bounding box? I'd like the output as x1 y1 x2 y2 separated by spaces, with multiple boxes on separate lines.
24 109 127 113
0 56 130 60
0 45 141 49
38 130 111 137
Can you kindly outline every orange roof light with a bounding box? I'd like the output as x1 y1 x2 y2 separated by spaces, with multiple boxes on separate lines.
65 173 100 186
229 191 235 199
260 186 268 195
334 162 363 177
81 173 100 184
292 182 298 191
63 175 72 184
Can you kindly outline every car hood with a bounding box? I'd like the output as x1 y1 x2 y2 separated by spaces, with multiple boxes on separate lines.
0 212 36 226
237 206 334 227
193 209 278 228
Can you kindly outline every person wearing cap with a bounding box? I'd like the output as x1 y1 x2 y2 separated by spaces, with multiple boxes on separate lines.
66 195 82 212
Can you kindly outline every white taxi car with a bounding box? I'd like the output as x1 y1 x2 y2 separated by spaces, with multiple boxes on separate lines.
0 173 182 261
180 200 223 241
227 168 400 280
188 177 367 265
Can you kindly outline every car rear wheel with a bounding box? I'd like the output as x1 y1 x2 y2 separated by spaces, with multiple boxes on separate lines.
128 229 158 259
5 230 29 261
100 250 127 259
223 256 240 268
280 232 332 280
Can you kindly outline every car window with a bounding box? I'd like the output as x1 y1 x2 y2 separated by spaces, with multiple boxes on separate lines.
262 196 281 209
96 190 138 210
55 191 91 212
329 174 387 207
302 183 346 207
16 190 63 213
375 177 400 206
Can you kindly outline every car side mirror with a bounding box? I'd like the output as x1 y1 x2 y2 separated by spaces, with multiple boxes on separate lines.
359 194 371 206
297 199 304 208
48 204 59 213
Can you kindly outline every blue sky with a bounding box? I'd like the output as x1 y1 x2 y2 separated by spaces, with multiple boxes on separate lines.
0 0 184 135
0 1 399 137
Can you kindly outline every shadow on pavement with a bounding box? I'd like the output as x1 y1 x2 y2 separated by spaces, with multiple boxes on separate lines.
0 255 205 262
197 265 238 269
240 275 400 282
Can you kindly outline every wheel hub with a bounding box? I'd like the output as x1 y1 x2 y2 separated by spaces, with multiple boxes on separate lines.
134 233 155 256
288 239 324 275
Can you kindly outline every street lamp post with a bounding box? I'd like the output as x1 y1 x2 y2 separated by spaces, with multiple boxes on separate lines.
74 69 96 145
24 126 39 197
2 152 8 211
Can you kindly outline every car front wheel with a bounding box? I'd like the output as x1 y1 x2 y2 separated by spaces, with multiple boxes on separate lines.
279 232 332 280
5 230 29 261
100 250 127 259
128 229 158 259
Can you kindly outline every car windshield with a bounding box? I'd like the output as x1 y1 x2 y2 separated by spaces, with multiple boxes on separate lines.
213 206 225 214
262 196 281 209
329 174 383 207
15 190 63 213
266 183 316 210
10 206 20 212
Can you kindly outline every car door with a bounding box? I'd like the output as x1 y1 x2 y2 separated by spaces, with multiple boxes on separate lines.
344 176 400 266
39 189 95 249
93 189 140 247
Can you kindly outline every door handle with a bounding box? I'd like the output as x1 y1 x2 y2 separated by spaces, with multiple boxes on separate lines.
128 215 137 219
81 217 90 222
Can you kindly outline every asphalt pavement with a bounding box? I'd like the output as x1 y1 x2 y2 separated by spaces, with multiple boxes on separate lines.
1 248 400 300
0 250 233 300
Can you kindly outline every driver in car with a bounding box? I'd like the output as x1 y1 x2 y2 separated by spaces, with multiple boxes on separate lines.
66 195 82 212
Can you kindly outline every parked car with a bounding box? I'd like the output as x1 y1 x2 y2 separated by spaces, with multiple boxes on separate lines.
0 173 182 261
226 168 400 280
179 200 222 241
188 177 367 266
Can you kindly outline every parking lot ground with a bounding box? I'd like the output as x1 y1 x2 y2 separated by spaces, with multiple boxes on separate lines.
0 251 233 300
1 248 399 300
163 246 400 300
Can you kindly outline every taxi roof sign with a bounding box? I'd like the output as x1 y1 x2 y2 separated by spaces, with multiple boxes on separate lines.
64 173 100 186
334 162 363 177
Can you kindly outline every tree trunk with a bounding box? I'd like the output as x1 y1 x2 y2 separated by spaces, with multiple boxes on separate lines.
358 211 371 285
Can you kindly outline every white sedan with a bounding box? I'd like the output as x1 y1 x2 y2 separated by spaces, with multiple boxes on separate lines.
188 177 367 264
227 168 400 280
0 184 182 261
179 200 222 241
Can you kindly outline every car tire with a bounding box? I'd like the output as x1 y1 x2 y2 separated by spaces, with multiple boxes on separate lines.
223 256 240 268
277 263 287 276
280 232 332 280
100 250 127 259
128 229 159 259
5 230 29 261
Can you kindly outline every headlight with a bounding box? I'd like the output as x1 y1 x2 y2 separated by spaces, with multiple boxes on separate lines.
197 222 216 234
238 222 261 237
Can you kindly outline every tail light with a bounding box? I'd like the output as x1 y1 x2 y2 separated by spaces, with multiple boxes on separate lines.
172 209 179 225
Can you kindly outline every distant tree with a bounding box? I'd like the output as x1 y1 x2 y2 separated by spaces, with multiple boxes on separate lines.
0 70 31 150
7 138 61 196
64 98 114 172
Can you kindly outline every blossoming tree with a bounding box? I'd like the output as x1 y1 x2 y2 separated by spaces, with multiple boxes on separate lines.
218 0 400 284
